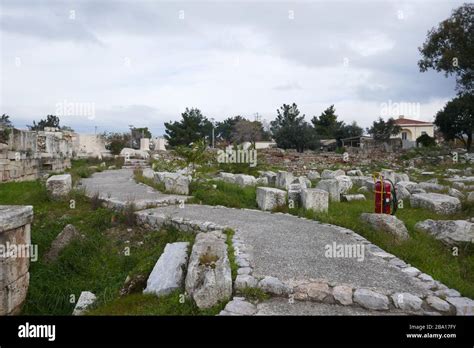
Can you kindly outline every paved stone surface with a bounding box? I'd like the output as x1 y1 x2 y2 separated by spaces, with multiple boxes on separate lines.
138 205 429 296
79 169 189 210
255 298 406 316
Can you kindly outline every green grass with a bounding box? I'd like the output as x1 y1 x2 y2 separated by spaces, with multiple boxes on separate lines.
67 158 123 184
88 291 226 316
224 228 238 281
188 180 257 209
238 287 269 302
134 169 165 192
0 180 197 315
274 193 474 298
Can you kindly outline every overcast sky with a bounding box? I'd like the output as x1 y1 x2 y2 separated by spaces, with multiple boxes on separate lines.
0 0 463 136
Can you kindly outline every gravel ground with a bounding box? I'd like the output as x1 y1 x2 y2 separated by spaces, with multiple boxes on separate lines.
140 204 429 296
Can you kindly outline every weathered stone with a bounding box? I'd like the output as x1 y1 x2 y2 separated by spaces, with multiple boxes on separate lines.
163 173 190 195
235 174 257 187
294 282 333 303
467 192 474 202
223 298 257 315
301 189 329 213
434 288 461 298
353 288 389 310
276 171 294 189
185 231 232 309
358 186 369 193
342 194 366 202
351 176 371 187
335 175 353 194
44 224 81 262
0 206 33 233
307 170 320 180
321 169 345 179
394 173 410 183
396 185 411 200
235 274 258 291
333 285 353 305
396 181 419 194
391 292 422 311
260 171 277 186
288 183 302 206
401 267 421 277
237 267 252 275
256 177 269 186
426 296 451 312
347 169 363 177
414 219 474 245
410 193 461 215
446 297 474 316
316 179 340 202
72 291 96 315
448 188 465 200
293 176 311 189
0 272 29 315
218 172 236 184
360 213 409 240
258 276 290 296
142 168 155 179
143 242 189 296
418 182 446 192
256 187 287 211
46 174 72 199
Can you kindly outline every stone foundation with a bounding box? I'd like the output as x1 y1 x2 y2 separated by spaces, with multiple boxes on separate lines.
0 205 33 315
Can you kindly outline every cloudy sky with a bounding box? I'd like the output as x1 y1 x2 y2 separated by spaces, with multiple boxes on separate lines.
0 0 463 135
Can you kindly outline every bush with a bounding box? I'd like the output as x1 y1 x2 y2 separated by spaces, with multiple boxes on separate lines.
416 133 437 147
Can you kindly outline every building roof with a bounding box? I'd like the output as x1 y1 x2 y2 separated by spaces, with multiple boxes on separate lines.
394 117 433 126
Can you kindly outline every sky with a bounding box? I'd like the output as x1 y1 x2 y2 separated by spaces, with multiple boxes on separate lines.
0 0 463 136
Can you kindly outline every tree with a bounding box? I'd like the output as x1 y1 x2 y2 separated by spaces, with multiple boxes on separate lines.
434 94 474 151
366 117 402 143
173 139 212 177
103 132 132 155
130 127 152 149
338 121 364 139
416 133 437 148
0 114 12 128
270 103 318 152
231 119 270 146
418 3 474 95
27 115 61 131
215 116 244 143
311 105 344 139
0 114 13 144
164 108 212 147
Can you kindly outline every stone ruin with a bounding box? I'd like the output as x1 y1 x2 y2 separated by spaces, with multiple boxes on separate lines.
0 127 112 183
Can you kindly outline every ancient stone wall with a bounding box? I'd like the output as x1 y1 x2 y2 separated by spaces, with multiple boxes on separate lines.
0 205 33 315
258 148 400 176
0 128 72 183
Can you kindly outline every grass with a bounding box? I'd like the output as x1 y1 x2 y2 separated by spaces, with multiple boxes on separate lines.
67 158 123 184
88 291 226 316
134 169 165 192
224 228 238 281
0 180 200 315
188 180 257 209
238 287 269 302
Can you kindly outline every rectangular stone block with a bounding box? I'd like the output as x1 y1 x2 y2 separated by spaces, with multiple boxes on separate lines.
0 272 29 315
301 188 329 213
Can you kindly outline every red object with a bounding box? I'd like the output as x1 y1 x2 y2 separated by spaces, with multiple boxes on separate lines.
375 180 392 214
